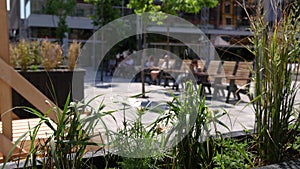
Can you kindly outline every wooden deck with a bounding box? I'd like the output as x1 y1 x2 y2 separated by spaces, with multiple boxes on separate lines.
0 118 54 163
0 118 54 142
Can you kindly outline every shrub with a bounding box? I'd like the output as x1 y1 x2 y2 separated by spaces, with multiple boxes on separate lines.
9 39 34 71
246 1 300 164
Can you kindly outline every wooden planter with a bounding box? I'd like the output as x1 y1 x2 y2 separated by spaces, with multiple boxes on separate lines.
12 68 86 118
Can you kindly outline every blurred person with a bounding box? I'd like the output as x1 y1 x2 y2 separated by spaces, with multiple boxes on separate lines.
173 59 203 90
150 54 171 85
119 54 135 77
119 54 134 67
145 55 155 68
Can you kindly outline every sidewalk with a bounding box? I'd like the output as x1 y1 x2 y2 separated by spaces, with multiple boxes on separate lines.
82 66 300 137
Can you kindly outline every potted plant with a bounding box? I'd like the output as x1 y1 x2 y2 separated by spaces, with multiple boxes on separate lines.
10 39 85 118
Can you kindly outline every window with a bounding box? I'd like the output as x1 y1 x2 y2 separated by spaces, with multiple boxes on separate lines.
225 3 231 14
226 17 232 25
76 9 84 16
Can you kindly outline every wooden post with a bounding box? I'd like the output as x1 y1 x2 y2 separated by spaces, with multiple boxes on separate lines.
0 0 13 140
0 0 60 159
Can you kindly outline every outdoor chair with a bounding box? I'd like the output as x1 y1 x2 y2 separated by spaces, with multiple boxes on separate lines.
147 58 165 84
171 59 192 90
213 61 237 97
197 60 222 94
159 59 177 87
214 61 253 103
133 58 164 82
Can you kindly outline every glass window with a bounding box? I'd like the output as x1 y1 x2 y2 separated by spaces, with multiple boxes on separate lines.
225 3 231 14
31 0 45 14
76 9 85 16
226 17 232 25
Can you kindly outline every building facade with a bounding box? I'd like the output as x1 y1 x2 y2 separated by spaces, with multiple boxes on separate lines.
9 0 258 41
9 0 263 64
10 0 97 42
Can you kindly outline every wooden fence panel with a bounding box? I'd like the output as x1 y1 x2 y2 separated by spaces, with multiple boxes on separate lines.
0 0 12 140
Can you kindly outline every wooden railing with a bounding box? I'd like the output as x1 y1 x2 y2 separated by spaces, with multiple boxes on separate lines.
0 1 58 161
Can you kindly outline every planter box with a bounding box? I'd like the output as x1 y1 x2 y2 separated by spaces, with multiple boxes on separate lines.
12 68 86 118
0 151 121 169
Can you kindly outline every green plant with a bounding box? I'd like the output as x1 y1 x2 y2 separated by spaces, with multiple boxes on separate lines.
246 1 300 164
18 39 34 71
126 0 218 98
9 39 34 71
3 81 260 168
286 105 300 159
109 101 166 168
213 138 255 169
176 83 227 168
149 82 229 169
101 82 231 169
2 94 114 168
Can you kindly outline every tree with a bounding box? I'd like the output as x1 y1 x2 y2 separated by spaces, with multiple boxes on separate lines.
127 0 218 97
83 0 218 97
84 0 121 26
44 0 77 44
128 0 218 14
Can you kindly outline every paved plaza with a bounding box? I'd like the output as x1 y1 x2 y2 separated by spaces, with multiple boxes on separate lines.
82 66 300 137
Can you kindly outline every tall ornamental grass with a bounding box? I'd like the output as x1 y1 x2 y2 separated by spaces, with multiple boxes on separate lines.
247 1 300 164
155 83 230 168
2 94 113 169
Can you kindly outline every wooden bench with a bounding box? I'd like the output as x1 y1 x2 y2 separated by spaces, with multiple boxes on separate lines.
213 61 237 97
213 61 253 103
197 60 222 94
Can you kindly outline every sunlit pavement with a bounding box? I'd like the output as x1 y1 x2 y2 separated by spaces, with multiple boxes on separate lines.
82 66 300 138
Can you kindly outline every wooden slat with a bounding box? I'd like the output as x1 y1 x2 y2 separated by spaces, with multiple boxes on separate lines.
0 152 3 163
235 62 252 86
222 61 237 83
0 118 54 142
0 84 12 139
0 0 13 140
206 60 221 81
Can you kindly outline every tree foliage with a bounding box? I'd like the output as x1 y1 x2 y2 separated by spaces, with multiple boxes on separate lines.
44 0 77 43
44 0 77 16
84 0 121 26
127 0 218 98
127 0 218 14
